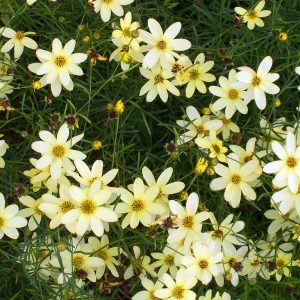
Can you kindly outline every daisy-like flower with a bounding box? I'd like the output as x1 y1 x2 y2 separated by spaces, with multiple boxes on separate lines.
271 186 300 216
0 192 27 239
222 243 248 286
92 0 134 23
210 153 261 208
24 158 70 193
116 177 164 228
0 75 13 98
151 246 179 278
132 278 163 300
38 186 76 230
181 241 223 285
235 56 280 110
0 27 37 59
112 11 141 51
18 195 45 231
234 1 271 30
167 192 210 248
181 53 216 98
139 64 180 103
176 106 222 145
209 70 248 119
271 250 295 281
209 213 245 248
142 166 185 214
263 132 300 193
87 235 122 279
50 237 104 287
31 124 86 180
109 39 144 71
154 268 197 300
69 159 118 192
195 130 228 162
28 38 87 97
124 245 156 279
140 18 191 69
0 138 9 168
61 182 118 236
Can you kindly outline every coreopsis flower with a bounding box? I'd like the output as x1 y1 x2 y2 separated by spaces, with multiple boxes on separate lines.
50 237 104 286
243 248 270 280
112 11 141 51
0 75 13 98
109 39 144 70
195 130 228 162
199 289 231 300
140 18 191 69
263 132 300 193
154 268 197 300
92 0 134 23
235 56 280 110
234 1 271 30
132 278 163 300
210 153 261 208
0 27 37 59
0 138 8 168
271 250 295 281
167 192 210 247
18 195 45 231
264 209 299 241
0 192 27 239
24 158 70 193
115 177 164 228
31 124 86 180
142 166 185 214
38 186 76 230
222 243 248 286
181 53 216 98
213 111 240 141
151 247 179 278
139 64 180 102
176 106 222 145
87 235 122 279
209 70 248 119
124 246 156 279
28 38 87 97
61 182 118 236
181 241 223 285
209 213 245 248
69 159 119 192
296 66 300 91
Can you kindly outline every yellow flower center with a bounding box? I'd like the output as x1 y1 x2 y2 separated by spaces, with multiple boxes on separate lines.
276 258 286 269
103 0 112 2
37 249 47 260
15 31 25 40
196 125 205 134
150 292 159 300
157 40 167 50
244 155 253 163
154 74 164 84
231 174 241 184
228 257 238 267
0 216 5 228
165 255 175 266
189 69 199 80
123 27 132 38
34 205 44 216
247 10 257 19
97 250 108 261
287 157 297 168
222 117 230 124
199 259 208 269
251 258 260 266
80 199 96 215
53 145 66 157
182 216 194 228
228 89 239 100
252 75 261 87
60 201 75 213
172 286 184 299
131 199 144 212
212 143 221 154
54 56 67 67
73 255 84 269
